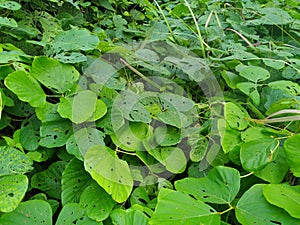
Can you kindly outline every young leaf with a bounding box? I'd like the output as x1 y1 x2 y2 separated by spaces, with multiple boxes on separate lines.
150 188 220 225
0 200 52 225
175 166 240 204
236 184 299 225
80 182 116 221
4 71 46 107
263 183 300 219
0 175 28 213
30 56 80 93
284 134 300 177
84 145 133 203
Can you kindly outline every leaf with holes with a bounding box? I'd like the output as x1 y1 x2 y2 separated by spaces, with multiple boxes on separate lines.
39 120 73 148
66 127 105 160
224 102 249 130
30 56 80 93
111 208 149 225
57 90 98 124
61 158 92 206
263 183 300 219
0 1 21 10
0 200 52 225
240 138 278 172
110 121 148 152
268 80 300 96
175 166 240 204
149 188 220 225
0 147 33 176
84 145 133 203
55 203 102 225
80 181 116 221
0 175 28 213
284 134 300 177
4 71 46 107
31 161 67 199
236 184 300 225
236 65 270 82
154 126 181 146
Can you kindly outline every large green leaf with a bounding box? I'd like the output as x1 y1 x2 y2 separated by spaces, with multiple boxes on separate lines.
50 28 99 52
175 166 240 204
236 184 300 225
20 115 40 151
30 56 80 93
150 188 220 225
224 102 249 130
31 161 67 199
0 200 52 225
80 182 116 221
4 71 46 107
110 208 149 225
218 119 241 153
58 90 98 124
240 138 279 171
263 183 300 219
236 65 270 82
84 145 133 203
0 147 33 176
254 148 289 183
284 134 300 177
0 175 28 213
55 203 102 225
61 158 92 206
0 1 21 10
0 17 17 27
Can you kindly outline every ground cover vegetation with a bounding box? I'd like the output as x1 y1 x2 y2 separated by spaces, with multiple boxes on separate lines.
0 0 300 224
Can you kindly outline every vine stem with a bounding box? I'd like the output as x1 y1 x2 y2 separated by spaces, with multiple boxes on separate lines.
218 204 234 215
240 172 253 178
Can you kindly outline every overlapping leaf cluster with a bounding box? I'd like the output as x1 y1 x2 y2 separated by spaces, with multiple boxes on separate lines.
0 0 300 224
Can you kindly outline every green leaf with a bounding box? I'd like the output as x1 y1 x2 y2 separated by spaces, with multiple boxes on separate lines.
155 126 181 146
262 59 285 69
284 134 300 177
0 1 21 10
0 147 33 176
240 138 279 171
236 82 260 105
0 200 52 225
30 56 80 93
54 52 87 64
86 99 107 122
254 148 289 183
175 166 240 204
4 71 46 107
55 203 102 225
236 184 299 225
110 208 149 225
66 127 105 160
236 65 270 82
84 145 133 203
258 8 293 25
80 182 116 221
224 102 249 130
50 28 99 52
268 80 300 95
110 121 147 152
58 90 98 124
0 175 28 213
218 119 241 153
31 161 67 199
20 115 40 151
149 188 220 225
160 147 186 173
0 17 17 27
263 183 300 219
35 102 62 122
61 158 92 206
39 120 73 148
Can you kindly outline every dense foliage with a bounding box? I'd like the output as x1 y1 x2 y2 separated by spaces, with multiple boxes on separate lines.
0 0 300 224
